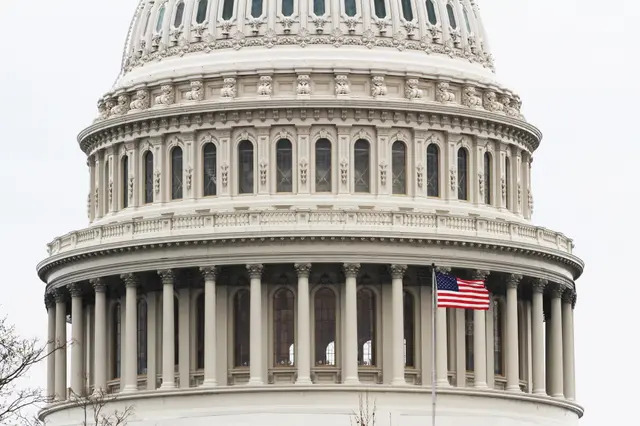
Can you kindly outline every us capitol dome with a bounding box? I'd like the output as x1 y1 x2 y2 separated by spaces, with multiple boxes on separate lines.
37 1 583 425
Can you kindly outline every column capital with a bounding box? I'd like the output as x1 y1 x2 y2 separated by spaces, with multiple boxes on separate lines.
472 270 490 281
200 266 217 281
549 283 565 299
68 283 83 298
572 292 577 309
44 293 55 309
294 263 312 278
343 263 361 278
90 277 107 293
53 288 67 304
562 288 575 304
246 264 264 279
120 273 140 288
389 264 408 280
158 269 176 285
531 278 548 293
506 274 523 289
435 266 451 274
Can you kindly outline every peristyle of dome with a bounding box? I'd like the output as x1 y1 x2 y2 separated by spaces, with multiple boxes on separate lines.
38 1 583 426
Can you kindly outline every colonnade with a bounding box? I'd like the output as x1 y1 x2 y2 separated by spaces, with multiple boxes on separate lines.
44 263 576 402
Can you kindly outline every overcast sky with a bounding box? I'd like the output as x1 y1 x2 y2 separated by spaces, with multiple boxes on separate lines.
0 0 638 424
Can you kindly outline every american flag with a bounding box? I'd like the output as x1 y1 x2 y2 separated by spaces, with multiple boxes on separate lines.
435 272 490 310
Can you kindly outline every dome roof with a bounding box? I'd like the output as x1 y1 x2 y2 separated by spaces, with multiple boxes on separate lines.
116 0 495 90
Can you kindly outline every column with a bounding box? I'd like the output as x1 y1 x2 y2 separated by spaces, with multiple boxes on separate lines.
549 284 564 398
343 264 360 385
531 278 547 395
435 269 450 387
562 290 576 400
247 264 264 385
473 270 489 389
505 274 522 392
121 274 139 393
91 278 107 395
201 267 218 387
45 295 56 402
158 270 176 389
69 284 84 397
295 264 313 385
54 289 67 401
390 265 408 386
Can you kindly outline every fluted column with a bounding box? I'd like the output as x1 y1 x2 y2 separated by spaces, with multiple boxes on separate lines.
505 274 522 392
435 267 450 387
69 284 84 397
390 265 408 386
473 270 490 389
201 267 217 387
549 284 564 397
247 264 264 385
45 295 56 402
343 263 360 385
158 270 176 389
531 278 547 395
295 263 313 385
90 278 107 395
121 274 139 393
563 290 576 400
53 289 67 401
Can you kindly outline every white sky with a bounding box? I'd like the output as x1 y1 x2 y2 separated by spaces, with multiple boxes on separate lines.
0 0 638 424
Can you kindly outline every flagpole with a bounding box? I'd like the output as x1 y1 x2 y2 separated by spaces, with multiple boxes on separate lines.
431 263 437 426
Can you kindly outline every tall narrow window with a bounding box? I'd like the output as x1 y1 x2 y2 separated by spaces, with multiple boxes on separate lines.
276 139 293 193
447 3 457 29
494 299 504 375
113 303 121 379
143 11 152 36
457 148 468 201
401 0 414 21
144 151 154 204
357 288 376 366
273 288 295 366
315 139 332 192
137 299 147 375
314 0 326 15
374 0 387 18
344 0 357 17
196 0 209 23
426 0 438 25
505 157 511 209
238 140 254 194
403 291 415 367
315 288 336 366
155 4 166 32
427 144 440 197
203 143 217 196
234 289 250 367
196 294 205 369
463 7 472 33
282 0 294 16
171 147 183 200
222 0 234 20
465 309 473 371
121 156 129 209
354 140 370 193
174 1 185 27
484 152 492 205
174 298 179 367
392 141 407 195
251 0 263 17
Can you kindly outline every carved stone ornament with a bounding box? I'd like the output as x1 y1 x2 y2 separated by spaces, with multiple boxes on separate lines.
259 160 268 185
478 172 485 197
120 273 139 288
257 76 273 96
297 75 311 95
371 76 387 98
154 85 175 106
405 78 423 100
517 184 522 206
389 264 408 279
335 75 350 96
221 77 237 99
157 269 176 284
506 274 523 289
532 278 548 293
416 163 425 188
246 264 264 279
97 98 109 120
294 263 312 277
483 91 504 113
379 161 388 186
200 266 217 281
501 95 519 117
128 177 135 201
549 283 565 299
340 158 349 184
154 170 161 194
94 188 99 212
110 94 130 116
343 263 361 277
68 283 83 298
247 16 264 34
449 169 457 191
436 82 456 103
528 189 534 213
90 277 107 293
108 180 114 205
311 16 328 33
472 270 490 281
130 89 150 111
185 80 204 101
299 158 308 184
221 163 229 187
186 167 193 190
462 86 483 109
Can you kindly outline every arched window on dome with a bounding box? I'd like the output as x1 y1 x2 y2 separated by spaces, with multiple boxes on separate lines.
463 6 472 33
121 155 129 209
354 139 371 193
314 0 326 16
196 0 209 24
222 0 234 20
273 288 295 366
401 0 414 21
357 288 376 366
457 148 468 201
446 2 457 29
144 151 154 204
142 10 152 37
282 0 294 17
505 157 511 209
196 294 205 369
465 308 474 372
425 0 438 25
494 298 504 376
373 0 387 18
276 139 293 193
315 139 332 192
314 288 337 366
392 141 407 195
104 159 110 207
344 0 357 17
137 299 147 375
173 1 185 27
171 147 183 200
427 143 440 197
403 291 415 367
234 289 250 367
155 3 166 33
203 143 217 197
251 0 263 18
484 152 492 205
238 140 254 194
112 303 122 379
